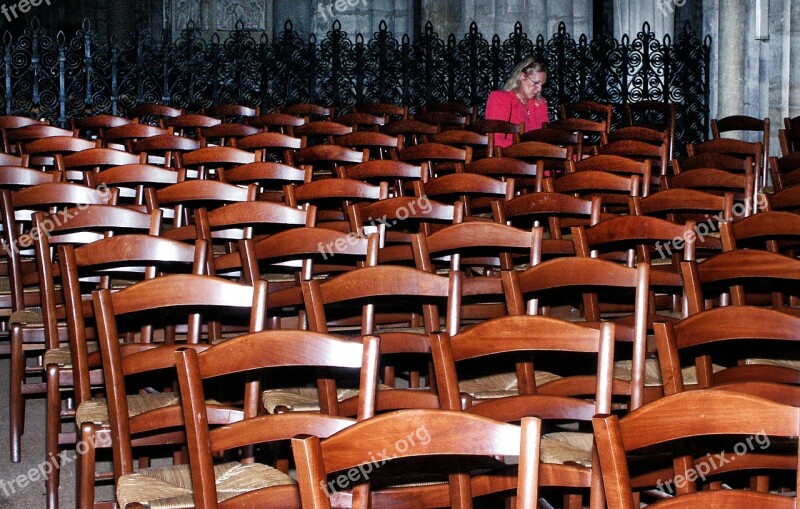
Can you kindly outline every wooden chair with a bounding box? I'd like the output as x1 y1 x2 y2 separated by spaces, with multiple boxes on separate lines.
218 161 306 202
430 129 491 160
1 183 115 462
654 306 800 398
248 112 306 135
285 176 388 231
544 171 640 214
199 122 261 147
424 101 475 121
101 123 171 152
624 100 676 159
414 111 468 130
412 221 535 323
667 164 755 215
469 119 523 149
90 275 267 508
293 409 541 509
593 389 799 508
163 113 222 139
431 316 613 509
568 153 653 196
294 121 354 145
7 124 77 156
70 114 132 140
337 159 427 197
293 145 368 176
145 180 257 243
460 156 536 192
49 235 206 509
282 103 333 121
86 164 183 209
560 100 613 127
681 249 800 316
126 103 183 126
397 142 471 177
784 115 800 129
504 257 650 410
687 138 763 202
22 136 98 171
232 131 305 163
712 115 769 177
333 131 403 161
546 117 609 158
355 102 407 120
58 147 141 182
414 172 513 218
204 103 258 122
179 146 257 179
0 152 29 167
130 132 199 171
767 184 800 213
769 152 800 191
334 112 387 131
498 141 572 190
381 118 439 146
173 331 381 509
519 128 581 159
302 264 458 390
0 115 47 153
596 139 669 182
239 229 379 331
720 209 800 254
779 127 800 156
493 192 601 258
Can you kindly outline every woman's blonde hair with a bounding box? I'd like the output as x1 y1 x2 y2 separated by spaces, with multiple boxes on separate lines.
502 57 548 92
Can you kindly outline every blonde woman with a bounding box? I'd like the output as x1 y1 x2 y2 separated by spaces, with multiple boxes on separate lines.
485 58 549 148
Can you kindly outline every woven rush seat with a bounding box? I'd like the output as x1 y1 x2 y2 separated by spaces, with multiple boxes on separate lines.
43 342 98 368
539 431 593 468
613 358 725 387
745 358 800 370
117 461 294 509
9 307 45 326
76 392 180 426
262 384 393 413
457 371 562 400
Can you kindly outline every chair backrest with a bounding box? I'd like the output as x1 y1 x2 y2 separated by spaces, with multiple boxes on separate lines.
332 131 403 161
397 142 471 177
415 172 513 217
86 164 183 207
779 127 800 156
593 390 800 508
199 122 261 146
720 209 800 253
71 114 132 139
596 139 669 178
381 119 439 146
127 103 183 126
293 145 368 173
654 306 800 396
163 113 222 138
681 249 800 315
545 170 640 212
334 112 387 130
711 115 769 173
498 141 572 190
217 161 306 200
232 131 305 163
560 100 613 127
505 257 649 409
58 235 206 404
248 112 306 134
624 100 676 158
180 146 257 179
294 121 354 144
132 134 203 168
282 103 333 120
59 147 141 181
205 103 258 121
93 275 268 480
337 159 427 197
569 154 653 196
102 123 171 151
429 130 491 160
354 102 407 120
292 409 541 509
285 177 388 231
174 332 381 509
769 152 800 190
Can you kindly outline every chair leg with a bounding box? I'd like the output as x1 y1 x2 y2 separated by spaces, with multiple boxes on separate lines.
9 326 24 462
46 364 63 509
77 423 96 509
564 493 582 509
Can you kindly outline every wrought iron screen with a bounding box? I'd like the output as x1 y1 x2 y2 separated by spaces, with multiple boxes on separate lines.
1 18 711 149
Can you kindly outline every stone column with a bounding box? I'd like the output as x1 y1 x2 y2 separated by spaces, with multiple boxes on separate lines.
789 0 800 119
716 0 746 119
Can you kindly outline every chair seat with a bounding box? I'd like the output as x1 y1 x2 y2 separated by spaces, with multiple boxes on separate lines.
76 392 180 426
43 342 98 368
262 384 393 413
9 307 45 327
613 359 726 387
458 371 563 400
117 461 294 509
745 358 800 370
540 431 593 467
